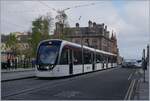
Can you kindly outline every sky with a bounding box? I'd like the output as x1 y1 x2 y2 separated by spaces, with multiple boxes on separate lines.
0 0 149 59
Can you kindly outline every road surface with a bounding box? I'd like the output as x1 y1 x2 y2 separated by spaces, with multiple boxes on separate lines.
2 67 138 100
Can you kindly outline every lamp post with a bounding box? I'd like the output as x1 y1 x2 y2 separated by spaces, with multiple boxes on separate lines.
81 34 84 73
147 44 149 68
142 49 146 82
78 16 84 73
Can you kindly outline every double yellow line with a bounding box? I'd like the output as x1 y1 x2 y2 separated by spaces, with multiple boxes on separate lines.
124 79 136 100
124 69 139 100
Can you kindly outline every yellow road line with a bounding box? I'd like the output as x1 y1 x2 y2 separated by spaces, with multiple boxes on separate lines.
124 80 133 100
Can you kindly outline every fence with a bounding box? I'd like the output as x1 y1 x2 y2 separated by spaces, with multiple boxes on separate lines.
1 58 35 70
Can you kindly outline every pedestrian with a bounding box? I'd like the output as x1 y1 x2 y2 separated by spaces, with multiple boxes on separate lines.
12 59 14 69
23 59 26 68
7 59 10 70
10 60 12 69
14 58 17 69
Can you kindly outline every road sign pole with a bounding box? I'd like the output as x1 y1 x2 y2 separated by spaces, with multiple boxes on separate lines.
142 49 146 82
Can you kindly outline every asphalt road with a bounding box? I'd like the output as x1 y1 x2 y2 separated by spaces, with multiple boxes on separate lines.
2 67 137 100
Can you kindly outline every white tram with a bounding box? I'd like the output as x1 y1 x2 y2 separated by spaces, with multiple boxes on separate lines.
35 39 117 77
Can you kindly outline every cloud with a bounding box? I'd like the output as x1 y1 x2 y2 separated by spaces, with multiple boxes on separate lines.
0 1 149 59
116 1 149 59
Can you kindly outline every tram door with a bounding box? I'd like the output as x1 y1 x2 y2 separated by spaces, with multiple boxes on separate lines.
92 53 95 71
69 49 73 74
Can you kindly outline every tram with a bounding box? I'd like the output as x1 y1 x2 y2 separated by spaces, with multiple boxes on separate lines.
35 39 117 77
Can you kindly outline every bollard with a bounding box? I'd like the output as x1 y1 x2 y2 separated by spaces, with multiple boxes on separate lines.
23 59 25 68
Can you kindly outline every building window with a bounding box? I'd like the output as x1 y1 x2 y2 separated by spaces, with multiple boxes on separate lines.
84 39 89 46
92 39 97 48
75 39 79 44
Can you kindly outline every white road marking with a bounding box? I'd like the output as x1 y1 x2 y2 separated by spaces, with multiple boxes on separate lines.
128 73 133 80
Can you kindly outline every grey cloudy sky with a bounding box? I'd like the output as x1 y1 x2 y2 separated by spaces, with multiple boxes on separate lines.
0 0 149 59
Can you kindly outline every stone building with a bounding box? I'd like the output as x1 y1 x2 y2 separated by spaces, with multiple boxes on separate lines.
54 20 118 55
1 32 31 62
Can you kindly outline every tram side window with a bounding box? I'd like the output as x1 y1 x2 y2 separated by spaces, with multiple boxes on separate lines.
84 50 92 64
108 56 112 63
100 55 104 62
96 54 100 63
96 54 103 63
105 56 108 63
73 49 82 65
114 56 117 63
110 56 113 63
59 48 68 64
101 54 105 63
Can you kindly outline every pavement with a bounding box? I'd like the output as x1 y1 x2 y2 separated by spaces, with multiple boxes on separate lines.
1 68 36 81
134 67 149 100
1 68 35 73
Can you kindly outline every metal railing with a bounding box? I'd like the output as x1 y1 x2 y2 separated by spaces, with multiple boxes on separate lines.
1 58 35 70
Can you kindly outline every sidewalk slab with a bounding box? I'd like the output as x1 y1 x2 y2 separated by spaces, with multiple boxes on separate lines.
1 68 35 73
1 68 36 81
138 81 149 100
134 68 149 100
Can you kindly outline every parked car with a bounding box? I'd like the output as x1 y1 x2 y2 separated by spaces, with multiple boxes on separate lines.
134 60 142 68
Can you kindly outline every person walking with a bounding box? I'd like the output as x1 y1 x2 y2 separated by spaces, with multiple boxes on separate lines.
7 59 10 70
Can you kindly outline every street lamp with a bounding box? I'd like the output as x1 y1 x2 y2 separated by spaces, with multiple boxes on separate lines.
78 16 84 73
81 28 84 73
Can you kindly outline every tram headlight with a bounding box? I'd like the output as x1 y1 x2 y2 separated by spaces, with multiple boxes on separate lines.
37 64 54 70
45 65 54 70
46 66 49 69
49 65 54 69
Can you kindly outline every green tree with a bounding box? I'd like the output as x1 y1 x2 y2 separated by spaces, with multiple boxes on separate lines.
29 14 54 57
5 33 20 55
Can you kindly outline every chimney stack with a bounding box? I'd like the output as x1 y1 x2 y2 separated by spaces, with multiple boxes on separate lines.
88 20 92 28
93 22 96 28
76 23 79 28
105 25 107 31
